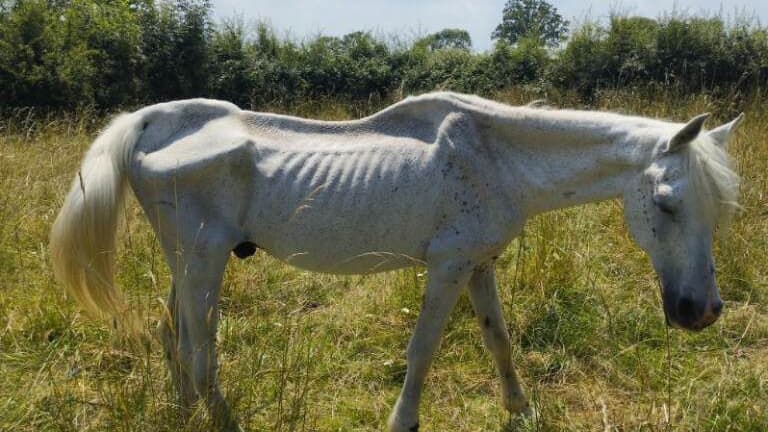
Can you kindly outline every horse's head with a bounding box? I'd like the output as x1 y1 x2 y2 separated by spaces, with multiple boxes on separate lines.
623 113 743 330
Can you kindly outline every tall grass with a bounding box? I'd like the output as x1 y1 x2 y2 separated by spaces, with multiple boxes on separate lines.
0 91 766 431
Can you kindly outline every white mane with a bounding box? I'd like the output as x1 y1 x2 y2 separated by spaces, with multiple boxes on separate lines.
687 133 740 226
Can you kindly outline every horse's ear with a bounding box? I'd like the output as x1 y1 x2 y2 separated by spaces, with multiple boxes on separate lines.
708 113 745 149
666 113 710 153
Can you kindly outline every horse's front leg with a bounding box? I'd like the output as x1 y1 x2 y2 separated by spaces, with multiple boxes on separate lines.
388 259 473 432
467 263 530 415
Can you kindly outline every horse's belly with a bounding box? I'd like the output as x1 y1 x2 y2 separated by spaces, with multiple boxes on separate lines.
270 243 427 274
248 153 444 273
252 192 439 273
240 139 452 274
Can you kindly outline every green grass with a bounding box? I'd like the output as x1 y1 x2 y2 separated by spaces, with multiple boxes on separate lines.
1 91 767 431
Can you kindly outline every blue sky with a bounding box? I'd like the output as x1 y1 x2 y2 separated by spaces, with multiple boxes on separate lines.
212 1 768 51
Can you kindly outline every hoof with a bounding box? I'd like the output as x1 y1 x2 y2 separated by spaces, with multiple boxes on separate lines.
388 414 419 432
503 393 531 416
389 422 418 432
504 406 537 432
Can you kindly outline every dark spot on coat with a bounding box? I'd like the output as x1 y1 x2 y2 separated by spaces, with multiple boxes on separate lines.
409 423 419 432
563 191 575 198
233 242 257 259
484 316 491 328
153 200 176 209
142 122 149 130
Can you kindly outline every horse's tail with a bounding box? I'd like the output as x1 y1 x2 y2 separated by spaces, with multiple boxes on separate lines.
50 112 145 322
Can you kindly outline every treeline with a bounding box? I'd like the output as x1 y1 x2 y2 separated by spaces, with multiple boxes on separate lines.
2 0 768 111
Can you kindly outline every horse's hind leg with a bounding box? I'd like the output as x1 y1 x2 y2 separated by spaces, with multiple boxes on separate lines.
163 237 239 431
467 263 529 415
159 281 197 408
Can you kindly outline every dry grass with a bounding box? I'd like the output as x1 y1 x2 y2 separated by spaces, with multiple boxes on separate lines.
1 91 767 431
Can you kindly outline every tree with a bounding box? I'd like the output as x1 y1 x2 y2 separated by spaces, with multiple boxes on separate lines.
492 0 569 47
208 18 252 106
0 0 56 107
140 0 212 101
416 28 472 51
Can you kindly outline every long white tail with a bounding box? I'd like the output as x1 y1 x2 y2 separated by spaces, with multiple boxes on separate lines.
50 113 144 320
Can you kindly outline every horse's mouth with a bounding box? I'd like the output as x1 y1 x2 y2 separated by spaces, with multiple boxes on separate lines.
664 309 714 331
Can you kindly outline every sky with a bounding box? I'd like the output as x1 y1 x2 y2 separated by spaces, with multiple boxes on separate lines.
212 1 768 52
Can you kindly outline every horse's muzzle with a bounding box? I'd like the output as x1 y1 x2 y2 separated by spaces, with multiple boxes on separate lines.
666 296 723 331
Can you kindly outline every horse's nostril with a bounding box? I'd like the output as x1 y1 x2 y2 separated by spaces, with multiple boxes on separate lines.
712 300 724 316
677 297 695 319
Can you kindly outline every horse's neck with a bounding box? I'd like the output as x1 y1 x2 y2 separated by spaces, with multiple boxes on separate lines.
480 109 660 216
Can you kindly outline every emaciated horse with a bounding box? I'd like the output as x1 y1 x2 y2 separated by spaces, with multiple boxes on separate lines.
50 92 743 431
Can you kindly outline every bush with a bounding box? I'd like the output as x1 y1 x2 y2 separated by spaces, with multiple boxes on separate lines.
0 0 58 107
140 0 212 102
2 2 768 110
655 17 729 92
401 47 479 93
51 0 143 107
548 21 607 96
550 14 768 98
296 31 396 100
208 19 253 106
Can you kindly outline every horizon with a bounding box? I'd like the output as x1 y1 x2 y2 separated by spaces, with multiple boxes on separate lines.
212 0 768 52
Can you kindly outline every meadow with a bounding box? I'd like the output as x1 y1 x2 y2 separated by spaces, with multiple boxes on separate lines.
1 89 767 431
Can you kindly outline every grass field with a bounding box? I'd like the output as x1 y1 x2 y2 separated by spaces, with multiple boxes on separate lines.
1 90 767 431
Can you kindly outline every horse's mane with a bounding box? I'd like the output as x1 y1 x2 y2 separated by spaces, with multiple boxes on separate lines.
687 134 740 226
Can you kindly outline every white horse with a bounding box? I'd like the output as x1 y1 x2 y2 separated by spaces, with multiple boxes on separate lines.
50 92 743 431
